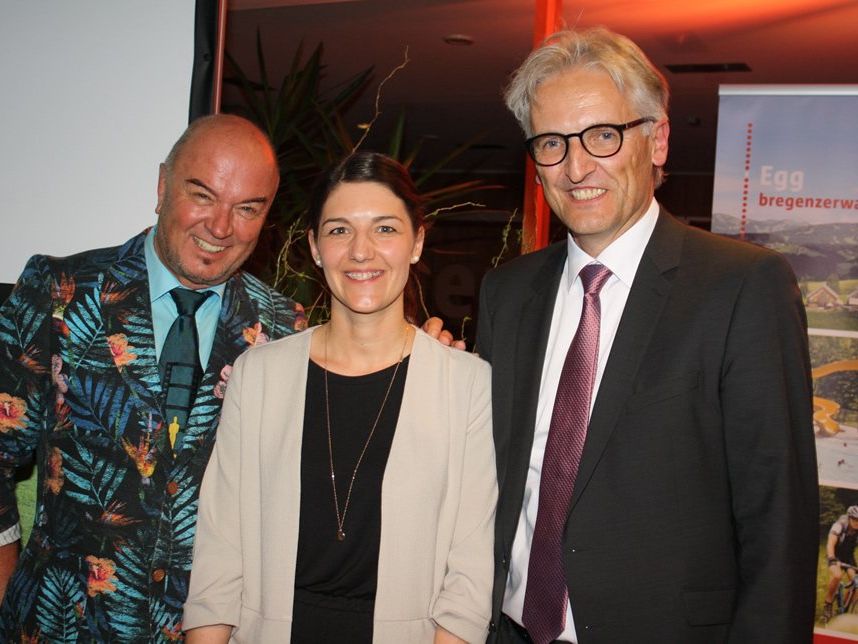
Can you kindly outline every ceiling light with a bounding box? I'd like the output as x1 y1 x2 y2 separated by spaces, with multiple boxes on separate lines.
443 34 474 46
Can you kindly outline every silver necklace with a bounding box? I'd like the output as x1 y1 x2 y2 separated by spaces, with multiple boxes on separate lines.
323 325 410 542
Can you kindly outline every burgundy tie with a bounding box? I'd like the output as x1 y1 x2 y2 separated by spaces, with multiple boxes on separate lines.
522 263 613 644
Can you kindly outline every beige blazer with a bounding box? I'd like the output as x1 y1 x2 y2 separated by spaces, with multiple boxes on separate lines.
184 327 497 643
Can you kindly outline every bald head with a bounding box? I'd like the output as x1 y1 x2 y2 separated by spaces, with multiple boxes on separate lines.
164 114 279 183
153 114 281 289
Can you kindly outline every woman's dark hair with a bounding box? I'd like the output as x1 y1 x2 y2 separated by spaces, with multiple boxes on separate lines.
308 151 426 321
308 151 425 234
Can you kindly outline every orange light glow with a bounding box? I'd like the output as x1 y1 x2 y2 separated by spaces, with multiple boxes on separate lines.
579 0 844 35
524 0 563 252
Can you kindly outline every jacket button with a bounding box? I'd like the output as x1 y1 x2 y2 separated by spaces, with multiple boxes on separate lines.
152 569 165 582
488 620 496 633
166 481 178 495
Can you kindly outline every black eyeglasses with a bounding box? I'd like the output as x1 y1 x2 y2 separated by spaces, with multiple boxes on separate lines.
525 117 656 166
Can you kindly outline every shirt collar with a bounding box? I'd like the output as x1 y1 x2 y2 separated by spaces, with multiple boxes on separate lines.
564 197 660 290
144 227 226 303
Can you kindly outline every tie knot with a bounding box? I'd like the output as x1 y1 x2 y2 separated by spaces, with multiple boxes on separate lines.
170 287 211 316
579 263 612 296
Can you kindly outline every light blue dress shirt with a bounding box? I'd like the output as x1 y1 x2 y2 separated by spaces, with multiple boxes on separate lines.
144 228 225 369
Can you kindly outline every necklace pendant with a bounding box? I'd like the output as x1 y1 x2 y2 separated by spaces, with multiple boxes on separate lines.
336 529 346 542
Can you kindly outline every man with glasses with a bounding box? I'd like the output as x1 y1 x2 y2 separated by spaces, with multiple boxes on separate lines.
478 27 817 643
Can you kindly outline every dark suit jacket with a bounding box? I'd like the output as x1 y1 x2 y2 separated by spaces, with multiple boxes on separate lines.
0 231 305 641
478 210 818 643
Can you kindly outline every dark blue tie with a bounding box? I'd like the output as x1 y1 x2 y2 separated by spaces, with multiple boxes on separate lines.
159 287 211 453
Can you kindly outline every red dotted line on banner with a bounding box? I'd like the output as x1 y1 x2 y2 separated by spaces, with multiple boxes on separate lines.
741 122 753 240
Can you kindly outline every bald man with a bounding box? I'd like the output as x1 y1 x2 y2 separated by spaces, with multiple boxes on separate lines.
0 115 306 640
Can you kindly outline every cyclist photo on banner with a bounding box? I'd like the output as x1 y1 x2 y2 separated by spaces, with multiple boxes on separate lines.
823 504 858 626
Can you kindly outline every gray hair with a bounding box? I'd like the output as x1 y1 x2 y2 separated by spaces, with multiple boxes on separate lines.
504 27 669 185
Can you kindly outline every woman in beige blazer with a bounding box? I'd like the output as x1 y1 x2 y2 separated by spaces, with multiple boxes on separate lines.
184 152 496 644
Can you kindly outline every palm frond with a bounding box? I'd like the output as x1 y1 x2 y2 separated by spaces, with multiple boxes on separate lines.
35 567 84 642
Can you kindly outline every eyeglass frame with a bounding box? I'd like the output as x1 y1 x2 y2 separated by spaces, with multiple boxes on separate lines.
524 117 657 166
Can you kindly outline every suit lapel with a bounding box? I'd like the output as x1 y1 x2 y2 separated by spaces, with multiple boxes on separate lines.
569 211 686 511
498 245 566 546
100 233 163 416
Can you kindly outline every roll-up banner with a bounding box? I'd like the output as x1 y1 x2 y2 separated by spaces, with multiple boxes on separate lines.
712 85 858 641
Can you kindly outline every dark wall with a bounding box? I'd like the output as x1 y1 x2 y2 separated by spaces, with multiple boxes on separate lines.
189 0 219 121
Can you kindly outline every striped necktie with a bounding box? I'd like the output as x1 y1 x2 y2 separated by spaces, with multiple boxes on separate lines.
522 263 613 644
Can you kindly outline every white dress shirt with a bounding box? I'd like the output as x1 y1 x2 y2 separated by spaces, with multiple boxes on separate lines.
502 199 660 642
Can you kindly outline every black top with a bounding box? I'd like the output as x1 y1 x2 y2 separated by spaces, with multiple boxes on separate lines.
291 356 409 642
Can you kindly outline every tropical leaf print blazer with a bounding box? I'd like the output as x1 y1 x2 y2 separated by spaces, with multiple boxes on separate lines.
0 231 304 642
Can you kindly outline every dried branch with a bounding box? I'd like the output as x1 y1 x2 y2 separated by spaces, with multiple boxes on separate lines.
353 46 411 151
491 209 519 268
426 201 486 220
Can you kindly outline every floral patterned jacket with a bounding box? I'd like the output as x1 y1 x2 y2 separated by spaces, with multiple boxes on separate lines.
0 232 305 642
